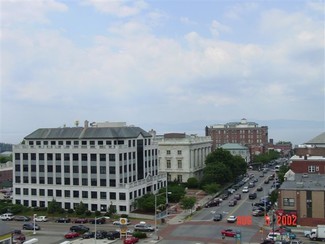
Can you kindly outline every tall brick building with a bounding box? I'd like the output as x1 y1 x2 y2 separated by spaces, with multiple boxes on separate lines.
205 118 268 154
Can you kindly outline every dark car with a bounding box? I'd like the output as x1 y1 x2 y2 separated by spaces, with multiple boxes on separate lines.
73 218 88 223
12 230 26 243
89 217 106 224
213 213 222 221
82 232 95 239
23 222 40 230
95 230 108 239
220 193 229 200
70 225 90 233
264 179 269 184
107 230 120 240
257 186 263 192
13 215 31 221
249 193 257 199
261 240 275 244
56 217 71 223
234 193 241 200
205 198 221 208
229 199 237 207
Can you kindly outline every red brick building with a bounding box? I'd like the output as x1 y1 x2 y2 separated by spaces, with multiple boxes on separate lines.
205 118 268 150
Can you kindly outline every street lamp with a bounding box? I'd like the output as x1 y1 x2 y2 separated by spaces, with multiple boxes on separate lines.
154 191 171 240
33 214 37 235
94 216 110 244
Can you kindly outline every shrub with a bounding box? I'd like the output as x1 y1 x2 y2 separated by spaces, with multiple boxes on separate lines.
132 231 147 239
85 210 91 216
120 214 128 218
67 209 74 214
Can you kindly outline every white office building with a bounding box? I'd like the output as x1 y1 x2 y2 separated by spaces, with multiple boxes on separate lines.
13 121 167 214
219 143 250 163
153 132 212 183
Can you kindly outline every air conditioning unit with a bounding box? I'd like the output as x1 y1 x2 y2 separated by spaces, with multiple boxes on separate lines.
316 166 319 172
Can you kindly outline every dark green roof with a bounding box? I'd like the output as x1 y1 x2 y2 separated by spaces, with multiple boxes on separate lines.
24 127 152 140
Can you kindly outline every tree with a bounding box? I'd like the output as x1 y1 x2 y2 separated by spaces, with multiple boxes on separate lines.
47 199 61 214
202 162 232 185
167 184 186 203
75 202 87 216
187 177 199 188
136 194 155 212
203 183 220 195
180 196 196 214
277 165 290 183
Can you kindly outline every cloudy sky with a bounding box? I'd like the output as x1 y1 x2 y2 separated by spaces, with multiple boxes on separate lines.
1 0 324 145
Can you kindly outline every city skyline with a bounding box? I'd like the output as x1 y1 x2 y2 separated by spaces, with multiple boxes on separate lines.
1 1 324 145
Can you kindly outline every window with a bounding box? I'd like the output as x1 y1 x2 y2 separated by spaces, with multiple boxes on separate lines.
73 191 79 198
55 153 61 160
48 189 53 196
119 206 127 211
15 164 20 172
15 188 21 195
177 160 182 169
110 192 116 200
31 165 36 172
64 178 70 185
177 150 182 155
91 179 97 186
15 153 20 160
100 166 106 174
47 153 53 161
177 175 183 182
109 154 115 161
82 178 88 185
23 188 28 195
73 154 79 161
100 192 106 199
39 189 45 196
91 166 97 174
64 190 70 197
64 165 70 173
109 180 116 187
56 177 61 184
100 179 106 186
73 166 79 173
64 153 70 161
31 153 36 160
39 165 44 172
308 165 316 173
109 166 116 174
31 177 36 183
56 165 61 173
100 154 106 161
56 190 62 197
39 177 44 184
82 166 87 173
119 193 126 200
166 150 171 155
47 177 53 184
90 154 96 161
82 191 88 198
283 198 295 207
31 189 37 195
73 178 79 185
91 191 97 199
166 160 171 169
47 165 53 172
81 154 87 161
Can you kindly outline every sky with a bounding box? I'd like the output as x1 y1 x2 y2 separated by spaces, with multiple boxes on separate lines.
0 0 324 146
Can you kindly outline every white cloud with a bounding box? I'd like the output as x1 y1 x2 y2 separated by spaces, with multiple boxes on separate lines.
0 0 67 26
82 0 148 17
210 20 231 37
224 2 258 19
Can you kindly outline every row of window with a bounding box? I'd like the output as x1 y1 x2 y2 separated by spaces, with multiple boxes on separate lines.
308 165 319 173
15 199 127 212
166 160 182 169
27 138 152 147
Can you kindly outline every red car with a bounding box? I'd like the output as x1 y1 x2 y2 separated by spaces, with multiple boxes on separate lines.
123 236 139 244
73 218 88 223
64 232 80 239
221 229 236 237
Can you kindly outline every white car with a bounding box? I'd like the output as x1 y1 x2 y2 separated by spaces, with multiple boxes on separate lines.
0 213 14 221
266 232 281 240
242 187 249 193
227 215 237 223
34 216 48 222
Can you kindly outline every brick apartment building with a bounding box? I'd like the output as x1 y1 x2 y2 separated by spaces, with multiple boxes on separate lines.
205 118 268 158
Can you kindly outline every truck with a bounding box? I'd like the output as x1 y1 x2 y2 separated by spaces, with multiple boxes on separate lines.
309 225 325 241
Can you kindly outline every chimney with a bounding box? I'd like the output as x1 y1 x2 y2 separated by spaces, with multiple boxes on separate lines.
84 120 89 128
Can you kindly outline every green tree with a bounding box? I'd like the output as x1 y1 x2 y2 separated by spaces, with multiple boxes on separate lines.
75 202 87 216
203 183 220 195
180 196 196 214
136 194 155 212
269 190 278 205
0 155 11 164
187 177 199 188
48 199 61 214
203 162 232 185
277 165 290 183
167 184 186 203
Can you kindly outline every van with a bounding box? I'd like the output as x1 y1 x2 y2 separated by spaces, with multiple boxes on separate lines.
0 213 14 220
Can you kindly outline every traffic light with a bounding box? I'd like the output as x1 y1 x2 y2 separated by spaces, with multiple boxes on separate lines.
264 215 270 226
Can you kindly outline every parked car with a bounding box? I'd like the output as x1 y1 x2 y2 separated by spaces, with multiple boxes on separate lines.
134 222 155 232
213 213 222 221
249 193 257 199
264 179 270 184
227 216 237 223
228 188 236 194
124 236 139 244
56 217 71 223
12 230 26 243
70 225 90 233
23 222 40 230
73 218 88 223
13 215 31 221
205 198 221 208
107 230 120 240
221 229 236 237
89 217 106 224
64 232 80 239
261 239 275 244
82 232 95 239
95 230 108 239
248 182 255 188
0 213 13 221
220 193 229 200
34 216 48 222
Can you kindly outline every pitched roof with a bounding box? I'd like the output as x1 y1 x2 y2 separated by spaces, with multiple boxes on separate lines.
24 126 152 140
220 143 248 150
306 132 325 145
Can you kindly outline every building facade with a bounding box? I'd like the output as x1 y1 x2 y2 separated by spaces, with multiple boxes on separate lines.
278 132 325 226
154 132 212 183
12 121 167 214
278 173 325 226
219 143 250 163
205 118 268 151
